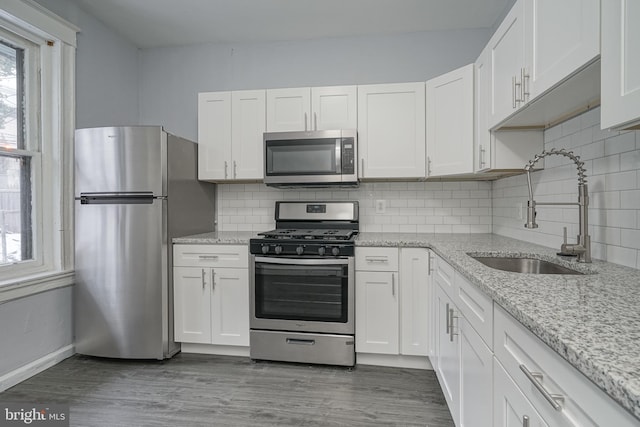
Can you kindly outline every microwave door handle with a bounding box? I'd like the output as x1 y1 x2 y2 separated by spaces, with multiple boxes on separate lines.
335 140 342 173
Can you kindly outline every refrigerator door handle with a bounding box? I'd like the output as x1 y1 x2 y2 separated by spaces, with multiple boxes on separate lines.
78 192 157 205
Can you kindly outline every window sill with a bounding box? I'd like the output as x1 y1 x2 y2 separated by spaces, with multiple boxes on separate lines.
0 270 74 303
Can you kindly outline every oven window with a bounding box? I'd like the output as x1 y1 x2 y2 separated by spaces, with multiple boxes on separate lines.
265 139 338 175
254 262 348 322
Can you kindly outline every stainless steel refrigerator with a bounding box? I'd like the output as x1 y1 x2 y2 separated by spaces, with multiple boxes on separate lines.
74 126 215 359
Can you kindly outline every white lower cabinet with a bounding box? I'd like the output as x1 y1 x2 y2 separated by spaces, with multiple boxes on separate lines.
494 358 549 427
173 244 249 348
355 247 430 361
431 254 494 427
494 304 639 427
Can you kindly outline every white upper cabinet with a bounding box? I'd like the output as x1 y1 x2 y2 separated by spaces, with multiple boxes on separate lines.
198 90 265 181
266 87 311 132
266 86 357 132
426 64 474 177
525 0 599 99
488 0 600 129
198 91 232 180
488 0 527 129
231 90 266 180
311 86 358 130
601 0 640 130
357 82 426 179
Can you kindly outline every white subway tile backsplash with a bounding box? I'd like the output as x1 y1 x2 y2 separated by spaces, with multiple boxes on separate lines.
493 107 640 269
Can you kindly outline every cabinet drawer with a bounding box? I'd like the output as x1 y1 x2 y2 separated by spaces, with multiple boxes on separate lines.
355 247 399 271
433 254 455 298
455 271 493 349
494 304 638 427
173 244 248 268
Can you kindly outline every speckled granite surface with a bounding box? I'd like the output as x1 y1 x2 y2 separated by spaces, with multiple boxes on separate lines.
357 232 640 420
174 231 640 419
173 231 254 245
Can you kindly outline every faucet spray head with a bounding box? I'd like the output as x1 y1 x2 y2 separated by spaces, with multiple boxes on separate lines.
525 200 538 228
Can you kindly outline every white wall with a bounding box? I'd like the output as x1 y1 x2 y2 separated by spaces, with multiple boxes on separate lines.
218 181 492 234
0 0 140 378
138 29 490 141
34 0 140 128
493 107 640 269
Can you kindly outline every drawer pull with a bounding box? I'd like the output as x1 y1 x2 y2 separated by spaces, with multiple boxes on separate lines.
365 257 389 263
519 364 565 411
448 307 458 342
445 303 450 333
198 255 219 260
286 338 315 346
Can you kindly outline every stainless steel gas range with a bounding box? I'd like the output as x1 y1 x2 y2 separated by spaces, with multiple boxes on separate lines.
249 201 358 367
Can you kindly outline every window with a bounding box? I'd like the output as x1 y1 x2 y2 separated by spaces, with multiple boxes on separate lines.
0 1 77 294
0 34 35 268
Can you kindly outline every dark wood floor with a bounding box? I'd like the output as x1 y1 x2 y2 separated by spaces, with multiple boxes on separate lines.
1 353 454 426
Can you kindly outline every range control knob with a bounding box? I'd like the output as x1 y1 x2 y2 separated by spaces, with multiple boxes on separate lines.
331 247 340 256
274 245 283 255
317 246 326 256
296 246 304 256
261 245 269 255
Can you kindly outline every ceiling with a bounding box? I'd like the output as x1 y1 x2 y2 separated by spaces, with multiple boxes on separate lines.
69 0 512 48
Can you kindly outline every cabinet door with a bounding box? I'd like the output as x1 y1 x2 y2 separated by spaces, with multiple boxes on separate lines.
426 64 474 177
435 284 460 426
211 268 249 346
266 87 311 131
357 83 426 179
475 46 492 172
231 90 266 180
198 92 231 180
525 0 599 100
355 271 399 354
494 359 549 427
459 317 493 427
399 248 429 356
601 0 640 129
174 267 211 344
488 0 526 128
311 85 357 130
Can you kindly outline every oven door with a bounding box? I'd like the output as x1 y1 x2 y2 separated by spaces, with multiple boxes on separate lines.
250 256 354 335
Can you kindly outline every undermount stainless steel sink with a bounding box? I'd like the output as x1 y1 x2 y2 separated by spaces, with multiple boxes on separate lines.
469 255 584 275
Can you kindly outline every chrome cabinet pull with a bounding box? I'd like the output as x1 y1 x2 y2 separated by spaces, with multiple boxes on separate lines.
519 364 565 411
201 268 206 289
224 161 228 179
522 415 530 427
211 269 216 290
512 76 517 109
391 274 395 296
479 145 486 168
522 68 530 103
304 112 308 131
448 307 458 342
445 303 450 333
360 158 364 178
428 253 434 275
365 257 388 264
198 255 219 260
314 112 318 130
427 156 431 176
233 161 237 178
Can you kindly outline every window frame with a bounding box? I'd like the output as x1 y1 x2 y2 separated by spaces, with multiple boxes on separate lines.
0 1 77 300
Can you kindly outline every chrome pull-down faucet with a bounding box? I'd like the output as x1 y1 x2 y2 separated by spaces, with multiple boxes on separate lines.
524 148 591 263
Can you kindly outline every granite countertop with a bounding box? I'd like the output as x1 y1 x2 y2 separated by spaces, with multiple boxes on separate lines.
174 231 640 418
357 232 640 420
173 231 255 245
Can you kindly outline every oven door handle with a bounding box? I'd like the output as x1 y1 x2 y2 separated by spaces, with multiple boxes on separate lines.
254 256 351 266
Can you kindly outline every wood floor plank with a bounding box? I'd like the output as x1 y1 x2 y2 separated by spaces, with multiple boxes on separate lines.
1 354 454 426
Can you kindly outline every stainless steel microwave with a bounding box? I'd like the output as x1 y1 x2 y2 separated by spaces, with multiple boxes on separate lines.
263 129 357 187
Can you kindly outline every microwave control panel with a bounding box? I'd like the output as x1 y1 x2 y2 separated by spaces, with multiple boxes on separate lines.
342 139 355 174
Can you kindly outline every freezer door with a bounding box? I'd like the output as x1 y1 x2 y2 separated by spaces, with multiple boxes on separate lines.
75 126 165 196
74 196 167 359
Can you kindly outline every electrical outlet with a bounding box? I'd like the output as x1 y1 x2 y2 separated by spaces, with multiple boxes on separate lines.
375 199 386 214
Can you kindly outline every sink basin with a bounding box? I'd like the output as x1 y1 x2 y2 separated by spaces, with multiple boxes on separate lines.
469 255 583 275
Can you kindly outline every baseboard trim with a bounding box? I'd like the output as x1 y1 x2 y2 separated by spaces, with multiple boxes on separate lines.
180 343 250 357
356 353 433 370
0 344 75 392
